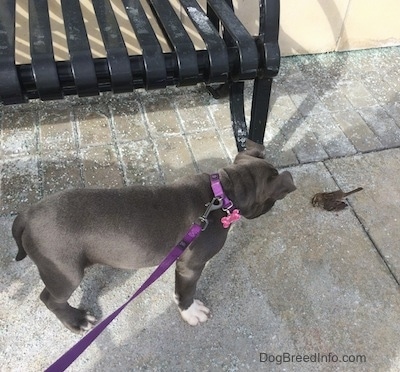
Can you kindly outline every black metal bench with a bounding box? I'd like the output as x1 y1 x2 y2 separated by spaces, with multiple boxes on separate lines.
0 0 280 151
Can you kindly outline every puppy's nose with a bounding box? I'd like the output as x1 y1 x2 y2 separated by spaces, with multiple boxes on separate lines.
280 171 296 192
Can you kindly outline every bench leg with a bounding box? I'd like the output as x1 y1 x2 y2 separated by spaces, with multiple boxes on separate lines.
229 82 248 152
208 77 273 152
248 76 273 145
229 76 274 152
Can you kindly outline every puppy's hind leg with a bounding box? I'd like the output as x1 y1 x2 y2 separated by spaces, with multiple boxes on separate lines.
38 264 96 333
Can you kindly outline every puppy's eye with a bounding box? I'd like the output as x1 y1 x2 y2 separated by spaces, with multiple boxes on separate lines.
270 169 278 177
267 169 278 182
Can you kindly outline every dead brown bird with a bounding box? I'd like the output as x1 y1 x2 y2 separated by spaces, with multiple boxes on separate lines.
312 187 363 211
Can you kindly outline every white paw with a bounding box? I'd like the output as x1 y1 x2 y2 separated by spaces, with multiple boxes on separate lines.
180 299 210 326
81 314 97 331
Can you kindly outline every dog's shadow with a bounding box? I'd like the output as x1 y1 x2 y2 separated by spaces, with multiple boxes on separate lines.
77 265 135 320
83 222 254 371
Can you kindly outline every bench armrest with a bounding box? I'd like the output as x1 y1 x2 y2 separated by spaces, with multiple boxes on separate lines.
258 0 281 77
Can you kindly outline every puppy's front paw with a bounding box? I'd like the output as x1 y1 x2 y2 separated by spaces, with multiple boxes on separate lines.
180 299 210 326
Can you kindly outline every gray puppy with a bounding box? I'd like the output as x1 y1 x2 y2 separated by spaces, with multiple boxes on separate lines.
13 140 296 333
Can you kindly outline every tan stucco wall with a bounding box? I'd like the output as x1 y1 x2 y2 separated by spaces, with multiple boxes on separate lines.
14 0 400 65
234 0 400 55
180 0 400 54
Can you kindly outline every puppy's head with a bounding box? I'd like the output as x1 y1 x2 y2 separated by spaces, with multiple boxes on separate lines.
220 140 296 219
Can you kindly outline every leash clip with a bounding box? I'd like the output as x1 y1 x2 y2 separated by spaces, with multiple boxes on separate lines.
199 197 223 231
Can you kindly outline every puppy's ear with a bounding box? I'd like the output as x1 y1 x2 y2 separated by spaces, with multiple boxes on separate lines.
244 139 266 159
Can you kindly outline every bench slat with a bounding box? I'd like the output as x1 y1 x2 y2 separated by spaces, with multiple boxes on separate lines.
122 0 167 90
180 0 228 83
29 0 63 101
207 0 258 80
149 0 199 86
92 0 133 94
61 0 99 97
0 0 26 104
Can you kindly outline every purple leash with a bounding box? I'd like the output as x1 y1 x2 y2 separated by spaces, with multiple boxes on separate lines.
45 174 239 371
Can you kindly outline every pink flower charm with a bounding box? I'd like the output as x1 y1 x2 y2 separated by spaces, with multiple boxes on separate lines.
221 209 241 228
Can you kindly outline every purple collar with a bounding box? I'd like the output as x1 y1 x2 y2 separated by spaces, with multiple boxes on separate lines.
210 173 240 228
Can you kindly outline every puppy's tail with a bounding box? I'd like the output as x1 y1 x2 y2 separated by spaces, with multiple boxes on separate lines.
12 214 27 261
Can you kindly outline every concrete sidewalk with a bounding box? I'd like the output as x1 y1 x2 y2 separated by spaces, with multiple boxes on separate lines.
1 46 400 371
